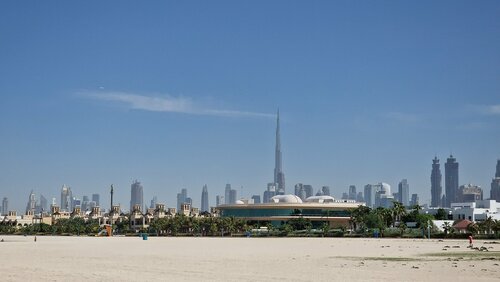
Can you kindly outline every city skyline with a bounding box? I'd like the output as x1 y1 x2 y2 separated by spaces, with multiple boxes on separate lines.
1 1 500 212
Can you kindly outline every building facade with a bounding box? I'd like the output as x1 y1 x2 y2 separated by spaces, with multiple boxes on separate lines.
431 157 442 207
398 179 410 207
130 180 144 212
60 185 72 212
490 160 500 201
1 197 8 215
444 155 459 207
201 185 209 213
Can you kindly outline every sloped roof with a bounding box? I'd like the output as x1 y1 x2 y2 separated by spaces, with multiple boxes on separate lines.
452 219 473 229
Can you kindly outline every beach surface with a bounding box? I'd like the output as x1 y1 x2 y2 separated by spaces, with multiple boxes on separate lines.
0 235 499 281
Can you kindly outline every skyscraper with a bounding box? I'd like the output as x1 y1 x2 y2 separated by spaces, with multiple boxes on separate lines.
274 110 285 195
177 188 192 211
264 183 277 203
348 185 357 200
444 155 459 207
216 195 224 206
490 160 500 201
229 189 237 204
322 186 331 196
398 179 410 206
92 193 100 207
1 197 8 215
201 185 209 213
150 196 158 209
225 184 231 205
26 190 36 214
251 195 261 204
61 184 72 212
39 194 48 213
130 180 144 212
431 157 442 207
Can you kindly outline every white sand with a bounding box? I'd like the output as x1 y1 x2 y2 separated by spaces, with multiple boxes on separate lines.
0 236 499 281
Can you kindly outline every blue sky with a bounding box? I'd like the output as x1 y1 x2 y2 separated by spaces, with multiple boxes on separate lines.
1 1 499 212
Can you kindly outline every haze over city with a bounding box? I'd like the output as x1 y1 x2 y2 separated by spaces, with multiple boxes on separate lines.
1 1 499 213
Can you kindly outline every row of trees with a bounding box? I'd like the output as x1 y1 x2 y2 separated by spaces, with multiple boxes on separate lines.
149 216 247 236
0 215 249 236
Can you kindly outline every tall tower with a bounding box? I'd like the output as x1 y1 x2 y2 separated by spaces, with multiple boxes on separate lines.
398 179 410 206
444 155 459 207
274 110 285 194
26 190 36 214
201 185 209 213
1 197 8 215
490 159 500 201
60 185 72 212
430 157 442 207
130 180 143 212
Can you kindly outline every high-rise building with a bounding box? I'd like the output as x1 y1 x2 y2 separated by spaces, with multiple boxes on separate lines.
431 157 442 207
356 192 364 203
490 160 500 201
303 185 313 199
264 183 277 203
348 185 357 200
82 195 89 211
341 192 348 200
150 196 158 209
216 195 224 206
229 189 237 204
410 193 419 206
130 180 144 212
39 194 48 213
322 186 331 196
177 188 188 211
1 197 8 215
398 179 410 206
92 193 100 207
224 184 232 205
444 155 459 207
274 110 285 195
26 190 36 214
364 184 380 208
251 195 261 204
201 185 209 213
457 184 483 202
61 185 72 212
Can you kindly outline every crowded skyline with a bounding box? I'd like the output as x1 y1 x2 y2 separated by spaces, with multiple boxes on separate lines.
1 1 500 212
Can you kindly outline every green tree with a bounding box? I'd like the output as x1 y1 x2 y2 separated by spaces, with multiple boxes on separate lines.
466 222 479 235
391 202 406 226
442 222 452 236
434 208 448 220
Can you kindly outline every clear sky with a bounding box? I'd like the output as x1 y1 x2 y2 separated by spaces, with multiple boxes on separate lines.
1 1 499 212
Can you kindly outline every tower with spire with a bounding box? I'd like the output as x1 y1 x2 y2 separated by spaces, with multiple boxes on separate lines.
430 156 442 207
274 109 285 195
490 159 500 201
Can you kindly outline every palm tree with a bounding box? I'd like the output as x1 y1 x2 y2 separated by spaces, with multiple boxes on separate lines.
350 205 371 231
466 222 479 235
482 217 494 235
392 202 406 226
492 220 500 238
442 222 452 236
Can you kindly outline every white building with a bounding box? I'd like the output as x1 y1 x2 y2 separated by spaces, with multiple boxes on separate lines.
450 200 500 222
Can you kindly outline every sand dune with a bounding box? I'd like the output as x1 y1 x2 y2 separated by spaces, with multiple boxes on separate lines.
0 236 499 281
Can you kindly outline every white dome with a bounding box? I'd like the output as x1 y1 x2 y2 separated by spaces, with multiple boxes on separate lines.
270 194 303 204
380 183 391 194
305 195 335 203
235 200 245 204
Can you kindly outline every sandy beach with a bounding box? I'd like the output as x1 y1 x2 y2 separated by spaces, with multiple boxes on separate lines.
0 236 498 281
